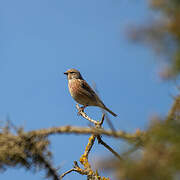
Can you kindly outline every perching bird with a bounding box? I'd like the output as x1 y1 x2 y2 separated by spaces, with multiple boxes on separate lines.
64 68 117 117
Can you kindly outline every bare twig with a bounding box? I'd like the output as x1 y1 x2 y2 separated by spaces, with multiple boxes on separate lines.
60 161 88 179
76 104 99 125
104 113 117 132
60 168 75 179
99 114 105 126
97 136 122 160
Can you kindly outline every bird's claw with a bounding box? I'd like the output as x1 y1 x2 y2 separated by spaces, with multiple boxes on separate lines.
77 106 85 116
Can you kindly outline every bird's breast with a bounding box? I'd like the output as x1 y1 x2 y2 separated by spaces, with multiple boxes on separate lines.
68 79 81 98
68 79 91 105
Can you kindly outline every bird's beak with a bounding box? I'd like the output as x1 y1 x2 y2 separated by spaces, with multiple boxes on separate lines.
64 72 68 75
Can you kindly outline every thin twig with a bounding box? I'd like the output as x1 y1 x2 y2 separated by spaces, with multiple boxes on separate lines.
99 114 105 126
104 113 117 132
60 168 75 179
60 161 88 179
97 136 122 160
76 104 99 125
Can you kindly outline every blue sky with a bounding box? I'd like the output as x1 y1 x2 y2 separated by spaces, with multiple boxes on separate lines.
0 0 175 179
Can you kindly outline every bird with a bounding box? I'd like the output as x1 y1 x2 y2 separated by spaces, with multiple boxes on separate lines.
64 68 117 117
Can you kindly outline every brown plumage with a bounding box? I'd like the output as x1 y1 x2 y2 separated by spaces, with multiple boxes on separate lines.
64 68 117 117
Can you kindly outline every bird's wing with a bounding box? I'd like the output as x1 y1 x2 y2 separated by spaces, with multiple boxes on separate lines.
79 80 97 98
79 79 104 106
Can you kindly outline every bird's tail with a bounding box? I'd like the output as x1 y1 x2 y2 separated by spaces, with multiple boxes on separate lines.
102 106 117 117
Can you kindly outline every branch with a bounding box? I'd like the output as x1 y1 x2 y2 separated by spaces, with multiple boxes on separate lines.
27 105 144 144
60 169 75 179
78 114 106 179
76 104 99 125
60 161 88 179
28 126 144 144
60 113 110 179
79 134 96 177
97 136 122 160
79 114 111 180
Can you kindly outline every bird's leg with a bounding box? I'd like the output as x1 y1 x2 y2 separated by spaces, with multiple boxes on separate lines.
77 105 87 115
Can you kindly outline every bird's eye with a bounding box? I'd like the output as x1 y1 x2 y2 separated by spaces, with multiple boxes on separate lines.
70 72 75 74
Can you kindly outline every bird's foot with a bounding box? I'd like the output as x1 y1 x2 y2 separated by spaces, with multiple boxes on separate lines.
77 106 86 116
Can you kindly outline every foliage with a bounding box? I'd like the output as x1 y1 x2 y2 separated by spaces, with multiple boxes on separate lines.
102 114 180 180
0 123 59 180
129 0 180 79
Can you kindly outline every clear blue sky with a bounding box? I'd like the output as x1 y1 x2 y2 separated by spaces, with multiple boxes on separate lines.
0 0 174 179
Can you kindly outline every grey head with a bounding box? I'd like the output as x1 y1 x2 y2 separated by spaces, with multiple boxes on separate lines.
64 68 83 80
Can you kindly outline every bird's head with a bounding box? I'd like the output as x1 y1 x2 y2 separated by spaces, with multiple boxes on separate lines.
64 68 83 80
